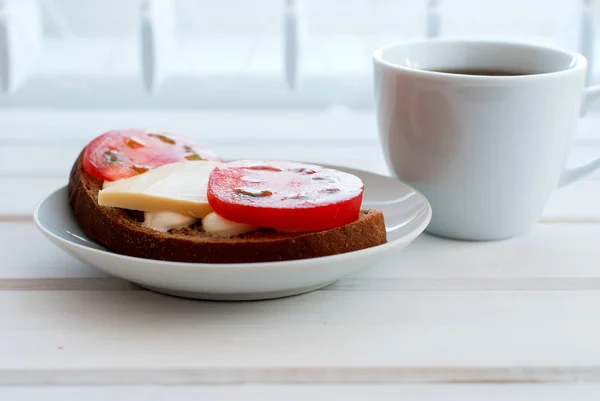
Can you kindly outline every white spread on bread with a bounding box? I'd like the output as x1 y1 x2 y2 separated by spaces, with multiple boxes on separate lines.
97 160 221 217
102 180 118 189
142 211 198 232
100 161 260 236
202 212 258 237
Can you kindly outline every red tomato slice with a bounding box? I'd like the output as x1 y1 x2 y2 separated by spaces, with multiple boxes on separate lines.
82 129 222 181
207 160 364 232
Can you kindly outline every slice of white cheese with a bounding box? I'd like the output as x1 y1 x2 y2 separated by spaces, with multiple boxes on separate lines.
98 160 222 218
142 211 197 232
202 212 259 237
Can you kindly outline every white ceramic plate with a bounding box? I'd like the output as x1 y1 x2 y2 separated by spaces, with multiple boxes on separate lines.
34 165 431 301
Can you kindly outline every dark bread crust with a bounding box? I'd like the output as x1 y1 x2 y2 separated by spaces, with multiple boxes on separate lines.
68 153 387 263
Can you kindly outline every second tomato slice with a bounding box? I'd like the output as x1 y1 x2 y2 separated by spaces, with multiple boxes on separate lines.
207 160 364 232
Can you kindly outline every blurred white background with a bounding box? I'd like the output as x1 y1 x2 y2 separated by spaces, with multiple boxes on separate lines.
0 0 597 109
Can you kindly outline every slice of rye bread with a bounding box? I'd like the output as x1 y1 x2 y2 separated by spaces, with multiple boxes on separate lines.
68 153 387 263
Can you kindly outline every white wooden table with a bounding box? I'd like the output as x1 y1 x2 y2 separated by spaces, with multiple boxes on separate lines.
2 110 600 400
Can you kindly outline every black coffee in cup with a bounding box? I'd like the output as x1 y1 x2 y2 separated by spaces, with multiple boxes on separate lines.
430 68 534 76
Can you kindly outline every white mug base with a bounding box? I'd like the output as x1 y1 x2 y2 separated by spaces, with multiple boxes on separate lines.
424 222 532 242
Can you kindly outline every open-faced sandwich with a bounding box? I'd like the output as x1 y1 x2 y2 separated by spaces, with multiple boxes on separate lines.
68 129 387 263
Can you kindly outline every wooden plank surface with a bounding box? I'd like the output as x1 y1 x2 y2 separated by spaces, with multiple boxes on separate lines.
1 109 599 392
0 108 597 178
0 109 597 143
1 290 600 384
2 222 600 282
0 110 382 142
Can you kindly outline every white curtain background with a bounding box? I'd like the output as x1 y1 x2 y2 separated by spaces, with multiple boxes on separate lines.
0 0 595 109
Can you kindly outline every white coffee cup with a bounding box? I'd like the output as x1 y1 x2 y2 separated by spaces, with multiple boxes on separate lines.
373 39 600 241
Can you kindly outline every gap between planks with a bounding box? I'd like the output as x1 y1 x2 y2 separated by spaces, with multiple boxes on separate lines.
2 366 600 385
0 215 32 222
3 277 600 292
